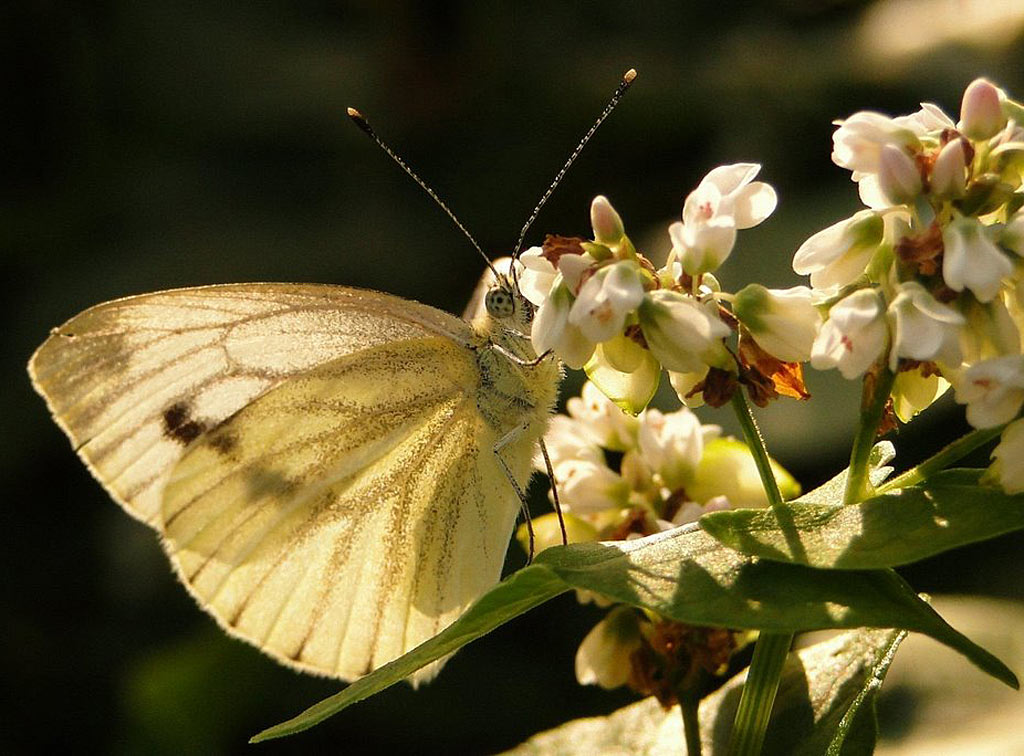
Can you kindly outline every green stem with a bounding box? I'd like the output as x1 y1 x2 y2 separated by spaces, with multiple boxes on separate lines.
726 391 789 755
680 691 703 756
843 368 896 506
876 424 1005 494
730 392 784 508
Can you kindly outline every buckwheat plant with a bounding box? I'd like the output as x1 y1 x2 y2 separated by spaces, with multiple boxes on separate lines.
255 78 1024 755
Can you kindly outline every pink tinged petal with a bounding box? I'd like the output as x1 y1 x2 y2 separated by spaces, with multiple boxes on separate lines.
931 139 969 199
682 181 723 226
877 144 922 205
960 78 1006 141
810 289 888 379
590 195 625 245
679 216 737 275
955 356 1024 428
942 217 1014 303
569 262 645 343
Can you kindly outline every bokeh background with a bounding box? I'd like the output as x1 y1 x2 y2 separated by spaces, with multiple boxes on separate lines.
5 1 1024 753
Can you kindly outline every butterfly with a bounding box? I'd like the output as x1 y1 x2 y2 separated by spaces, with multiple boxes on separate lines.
28 69 634 684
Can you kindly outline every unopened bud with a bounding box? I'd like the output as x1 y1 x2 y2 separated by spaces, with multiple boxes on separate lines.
960 78 1006 141
930 139 968 199
877 144 922 205
591 195 625 246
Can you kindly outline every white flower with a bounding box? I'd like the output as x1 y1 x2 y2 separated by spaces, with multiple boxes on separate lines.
810 289 889 379
877 144 922 205
637 407 705 492
733 284 821 362
942 216 1014 303
792 210 884 290
531 283 596 369
540 414 604 471
894 102 956 136
556 459 630 514
930 139 969 199
669 163 777 275
886 281 964 371
832 111 921 176
566 380 639 451
568 261 645 343
959 78 1007 142
575 607 643 689
953 355 1024 428
591 195 625 246
990 418 1024 494
516 246 557 306
638 290 732 373
669 214 737 275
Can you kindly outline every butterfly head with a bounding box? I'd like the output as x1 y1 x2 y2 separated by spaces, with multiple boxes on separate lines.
484 273 534 335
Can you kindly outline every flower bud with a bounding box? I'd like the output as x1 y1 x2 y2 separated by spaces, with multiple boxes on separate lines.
930 139 969 199
877 144 922 205
733 284 821 363
960 78 1006 141
792 210 884 291
591 195 625 246
531 283 596 369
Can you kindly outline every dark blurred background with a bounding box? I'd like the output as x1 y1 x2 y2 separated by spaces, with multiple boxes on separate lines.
5 1 1024 753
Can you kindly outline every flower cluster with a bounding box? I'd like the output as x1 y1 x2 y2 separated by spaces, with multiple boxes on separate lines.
518 166 799 414
519 381 798 699
793 78 1024 492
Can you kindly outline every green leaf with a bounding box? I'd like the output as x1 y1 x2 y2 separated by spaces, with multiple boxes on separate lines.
795 441 895 506
253 524 1016 742
700 469 1024 569
535 527 1016 688
249 566 568 742
506 627 907 755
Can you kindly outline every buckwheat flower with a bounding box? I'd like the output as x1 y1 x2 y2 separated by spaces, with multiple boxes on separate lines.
567 380 639 451
516 246 557 306
895 102 956 136
670 164 777 275
540 414 604 471
687 163 777 230
792 210 885 290
531 283 596 369
591 195 625 246
887 281 964 371
575 606 643 689
942 215 1014 303
669 213 737 276
877 144 923 205
557 459 631 514
953 355 1024 428
568 260 645 343
959 78 1007 142
930 138 969 199
810 289 889 379
989 418 1024 494
733 284 821 363
636 407 705 492
832 111 921 176
638 290 732 373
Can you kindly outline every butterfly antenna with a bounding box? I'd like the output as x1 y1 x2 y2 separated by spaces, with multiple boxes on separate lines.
510 68 637 273
347 107 499 279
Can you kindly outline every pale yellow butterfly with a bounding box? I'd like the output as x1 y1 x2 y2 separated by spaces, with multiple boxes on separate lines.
28 69 635 684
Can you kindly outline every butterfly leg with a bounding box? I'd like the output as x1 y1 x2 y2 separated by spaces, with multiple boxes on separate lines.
492 422 537 563
537 438 568 546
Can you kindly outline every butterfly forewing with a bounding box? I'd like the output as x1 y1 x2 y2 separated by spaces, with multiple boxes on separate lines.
29 283 477 527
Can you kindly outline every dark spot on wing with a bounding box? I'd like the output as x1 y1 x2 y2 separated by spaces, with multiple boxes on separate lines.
244 467 298 500
209 430 238 456
163 401 206 445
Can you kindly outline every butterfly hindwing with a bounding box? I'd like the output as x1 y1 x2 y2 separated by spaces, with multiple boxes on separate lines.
162 336 522 680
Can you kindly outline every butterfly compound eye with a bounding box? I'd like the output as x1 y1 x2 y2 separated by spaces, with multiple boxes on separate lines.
484 287 516 319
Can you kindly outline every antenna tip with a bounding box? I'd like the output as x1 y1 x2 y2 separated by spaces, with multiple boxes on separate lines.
346 106 363 119
347 107 374 135
623 68 637 84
